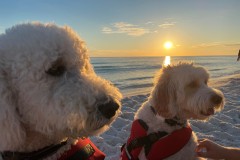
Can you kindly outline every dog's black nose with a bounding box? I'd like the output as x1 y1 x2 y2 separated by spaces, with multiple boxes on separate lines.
211 94 222 105
98 101 120 119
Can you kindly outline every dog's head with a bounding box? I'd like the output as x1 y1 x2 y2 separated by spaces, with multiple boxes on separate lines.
151 62 224 120
0 22 122 151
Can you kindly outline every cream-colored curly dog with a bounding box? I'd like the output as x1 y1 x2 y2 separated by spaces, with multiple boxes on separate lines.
121 62 224 160
0 23 122 159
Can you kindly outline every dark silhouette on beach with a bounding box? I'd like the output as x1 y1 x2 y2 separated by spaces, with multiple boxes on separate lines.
237 49 240 61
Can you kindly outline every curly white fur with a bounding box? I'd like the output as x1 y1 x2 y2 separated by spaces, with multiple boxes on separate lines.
0 22 122 156
134 62 224 160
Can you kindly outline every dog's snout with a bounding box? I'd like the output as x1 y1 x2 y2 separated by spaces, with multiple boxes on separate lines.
211 94 222 105
98 101 119 119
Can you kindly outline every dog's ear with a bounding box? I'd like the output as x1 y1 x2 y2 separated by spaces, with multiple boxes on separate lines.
0 73 26 151
151 68 176 118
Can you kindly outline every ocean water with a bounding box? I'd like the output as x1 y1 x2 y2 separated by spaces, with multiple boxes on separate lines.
91 56 239 97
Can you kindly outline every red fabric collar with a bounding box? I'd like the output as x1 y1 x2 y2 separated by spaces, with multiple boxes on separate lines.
121 119 192 160
58 138 105 160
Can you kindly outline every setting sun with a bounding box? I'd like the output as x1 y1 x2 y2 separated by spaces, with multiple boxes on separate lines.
164 41 173 50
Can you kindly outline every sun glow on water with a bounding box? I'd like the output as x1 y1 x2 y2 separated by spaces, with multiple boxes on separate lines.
164 56 171 66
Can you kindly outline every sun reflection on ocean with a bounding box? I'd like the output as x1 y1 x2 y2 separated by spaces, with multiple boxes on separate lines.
164 56 171 66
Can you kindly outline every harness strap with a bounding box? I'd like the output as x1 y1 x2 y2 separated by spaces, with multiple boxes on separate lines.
121 119 169 160
144 131 168 155
121 119 148 160
165 116 185 127
1 140 67 160
126 131 168 156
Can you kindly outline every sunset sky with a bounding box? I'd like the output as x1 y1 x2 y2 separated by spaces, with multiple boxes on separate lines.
0 0 240 57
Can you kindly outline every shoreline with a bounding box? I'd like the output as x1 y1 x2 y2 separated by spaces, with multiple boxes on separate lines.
122 73 240 98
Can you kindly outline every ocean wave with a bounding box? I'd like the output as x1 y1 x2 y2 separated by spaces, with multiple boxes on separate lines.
121 76 153 81
94 65 161 73
209 68 225 71
119 83 153 90
210 73 240 88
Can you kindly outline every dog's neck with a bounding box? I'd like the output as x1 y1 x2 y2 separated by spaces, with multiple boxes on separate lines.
21 129 67 152
1 140 68 160
135 102 188 133
150 106 187 127
165 116 187 127
0 127 70 158
0 138 79 160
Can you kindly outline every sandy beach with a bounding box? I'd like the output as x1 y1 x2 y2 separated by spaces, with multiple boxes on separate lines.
92 73 240 160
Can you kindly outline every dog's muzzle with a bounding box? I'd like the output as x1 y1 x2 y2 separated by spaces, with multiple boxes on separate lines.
98 101 119 119
210 94 223 105
201 93 223 116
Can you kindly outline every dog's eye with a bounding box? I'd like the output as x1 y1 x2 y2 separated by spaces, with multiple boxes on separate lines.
204 80 208 85
188 81 198 88
46 65 65 76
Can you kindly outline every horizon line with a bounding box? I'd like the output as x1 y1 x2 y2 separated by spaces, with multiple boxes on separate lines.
90 54 236 58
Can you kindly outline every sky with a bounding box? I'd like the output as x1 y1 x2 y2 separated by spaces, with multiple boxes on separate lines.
0 0 240 57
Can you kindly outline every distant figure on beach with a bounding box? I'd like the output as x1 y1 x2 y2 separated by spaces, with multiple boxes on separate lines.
237 49 240 61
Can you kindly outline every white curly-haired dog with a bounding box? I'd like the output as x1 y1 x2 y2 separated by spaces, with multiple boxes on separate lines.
121 62 224 160
0 22 122 160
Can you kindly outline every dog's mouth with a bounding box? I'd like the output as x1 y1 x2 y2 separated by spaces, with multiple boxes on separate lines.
201 108 215 116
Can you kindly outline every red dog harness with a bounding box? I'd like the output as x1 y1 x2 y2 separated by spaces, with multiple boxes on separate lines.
58 137 105 160
121 119 192 160
1 137 105 160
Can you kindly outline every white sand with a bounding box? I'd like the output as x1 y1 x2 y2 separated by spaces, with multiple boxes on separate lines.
91 74 240 160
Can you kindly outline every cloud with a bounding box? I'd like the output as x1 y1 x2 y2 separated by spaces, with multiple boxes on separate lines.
146 21 154 25
192 42 240 48
224 43 240 46
102 22 149 36
89 49 152 57
159 22 176 29
193 42 222 48
102 27 113 33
